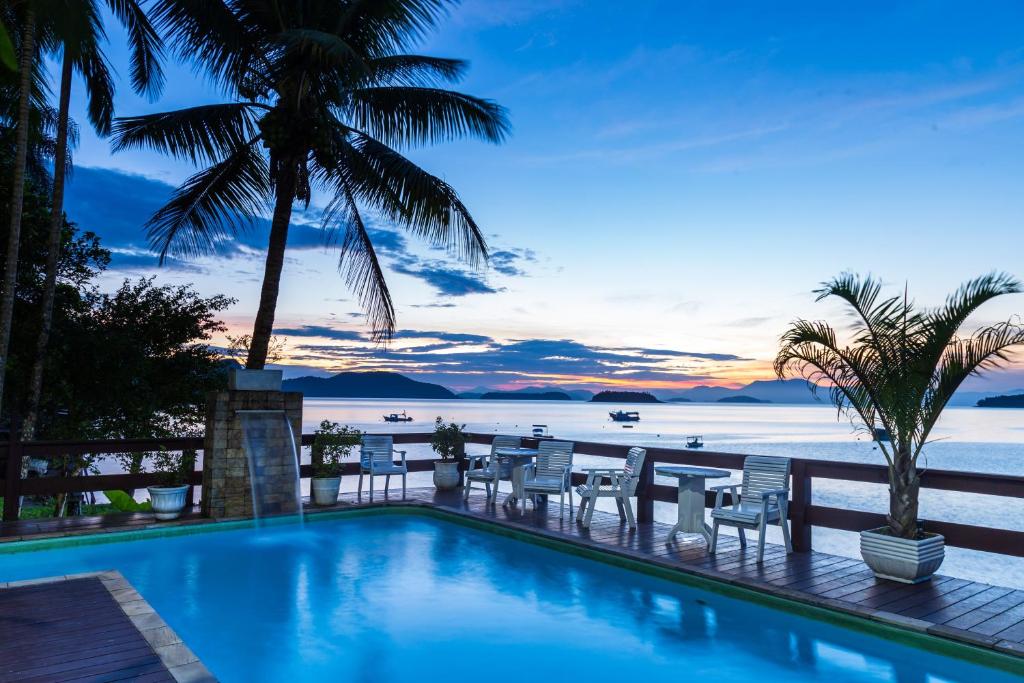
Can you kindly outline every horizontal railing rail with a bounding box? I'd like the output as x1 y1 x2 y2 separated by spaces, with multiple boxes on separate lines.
1 431 1022 557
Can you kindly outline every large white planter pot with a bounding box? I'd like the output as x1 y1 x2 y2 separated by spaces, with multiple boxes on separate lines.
433 461 460 491
147 485 190 521
311 477 342 506
860 527 945 584
229 368 283 391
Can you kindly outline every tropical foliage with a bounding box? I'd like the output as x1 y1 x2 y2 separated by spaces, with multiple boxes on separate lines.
775 273 1024 539
430 416 466 460
112 0 510 368
311 420 361 478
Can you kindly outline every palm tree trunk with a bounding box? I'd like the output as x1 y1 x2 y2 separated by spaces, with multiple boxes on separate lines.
888 449 920 539
0 8 35 420
22 50 73 441
246 166 296 369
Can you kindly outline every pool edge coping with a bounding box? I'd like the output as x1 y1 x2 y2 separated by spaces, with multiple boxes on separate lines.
1 501 1022 675
1 571 218 683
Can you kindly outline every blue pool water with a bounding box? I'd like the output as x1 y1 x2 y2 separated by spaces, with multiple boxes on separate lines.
0 514 1017 682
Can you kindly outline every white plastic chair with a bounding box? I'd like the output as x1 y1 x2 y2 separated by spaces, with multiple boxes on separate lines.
464 435 521 504
575 447 647 529
709 455 792 562
357 435 407 501
521 440 575 519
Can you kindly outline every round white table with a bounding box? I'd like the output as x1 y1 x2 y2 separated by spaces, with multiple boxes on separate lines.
655 466 731 544
494 447 539 506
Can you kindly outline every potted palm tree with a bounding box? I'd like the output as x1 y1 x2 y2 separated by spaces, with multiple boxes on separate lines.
147 449 197 521
310 421 361 506
776 273 1024 583
430 417 467 491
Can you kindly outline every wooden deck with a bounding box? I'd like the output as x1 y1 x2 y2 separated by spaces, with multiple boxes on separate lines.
0 577 175 682
1 488 1023 667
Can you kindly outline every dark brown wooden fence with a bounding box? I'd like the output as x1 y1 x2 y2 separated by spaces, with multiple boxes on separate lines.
2 431 1023 557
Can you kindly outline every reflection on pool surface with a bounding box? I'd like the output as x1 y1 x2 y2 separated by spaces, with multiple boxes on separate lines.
0 513 1016 682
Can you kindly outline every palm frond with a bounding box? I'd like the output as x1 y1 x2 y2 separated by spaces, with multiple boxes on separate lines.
338 0 452 56
105 0 165 98
322 185 396 343
111 102 263 164
349 86 509 146
146 141 270 262
276 28 367 80
71 35 115 135
366 54 466 85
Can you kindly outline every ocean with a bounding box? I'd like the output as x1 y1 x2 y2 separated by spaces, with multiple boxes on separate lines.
302 398 1024 588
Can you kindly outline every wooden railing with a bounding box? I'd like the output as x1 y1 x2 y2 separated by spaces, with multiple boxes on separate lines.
2 431 1023 558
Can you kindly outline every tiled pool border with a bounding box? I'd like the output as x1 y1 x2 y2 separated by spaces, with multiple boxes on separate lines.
0 503 1022 676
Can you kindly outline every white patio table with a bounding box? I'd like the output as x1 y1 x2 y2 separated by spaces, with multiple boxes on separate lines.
495 447 540 507
655 465 731 544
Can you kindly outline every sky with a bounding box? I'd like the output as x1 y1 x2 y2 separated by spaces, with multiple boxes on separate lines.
54 0 1024 392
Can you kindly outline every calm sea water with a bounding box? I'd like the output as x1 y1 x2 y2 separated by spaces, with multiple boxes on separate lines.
302 398 1024 588
0 515 1016 682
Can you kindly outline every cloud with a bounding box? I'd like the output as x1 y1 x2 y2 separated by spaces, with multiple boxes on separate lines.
285 332 754 389
274 325 365 341
392 258 502 296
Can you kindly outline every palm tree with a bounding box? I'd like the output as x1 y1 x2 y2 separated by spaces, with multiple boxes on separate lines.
775 273 1024 539
0 0 38 422
111 0 510 368
21 0 163 439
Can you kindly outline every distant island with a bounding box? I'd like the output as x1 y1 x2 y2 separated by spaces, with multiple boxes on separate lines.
717 395 770 404
977 394 1024 408
480 391 571 401
590 391 661 403
282 371 455 399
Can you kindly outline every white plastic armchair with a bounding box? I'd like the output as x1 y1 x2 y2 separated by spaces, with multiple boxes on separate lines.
464 435 522 504
709 455 792 562
358 435 408 501
521 440 575 519
575 447 647 529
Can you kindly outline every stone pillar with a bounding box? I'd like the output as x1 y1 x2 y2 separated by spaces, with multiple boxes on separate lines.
202 389 303 519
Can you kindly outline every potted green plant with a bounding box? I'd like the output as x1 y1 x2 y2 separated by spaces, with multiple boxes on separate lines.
430 417 467 491
311 421 361 505
147 449 197 521
776 273 1024 583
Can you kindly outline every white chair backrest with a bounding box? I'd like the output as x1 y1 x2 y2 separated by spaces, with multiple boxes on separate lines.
361 435 394 467
740 456 790 505
536 440 574 489
622 447 647 494
490 435 522 457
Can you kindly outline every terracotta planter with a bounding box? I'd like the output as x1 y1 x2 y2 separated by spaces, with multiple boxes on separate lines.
433 461 460 491
311 477 342 506
860 527 945 584
147 485 189 521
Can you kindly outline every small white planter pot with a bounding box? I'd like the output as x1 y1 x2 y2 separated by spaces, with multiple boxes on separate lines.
433 461 460 491
228 368 283 391
311 477 342 506
860 527 945 584
147 485 190 521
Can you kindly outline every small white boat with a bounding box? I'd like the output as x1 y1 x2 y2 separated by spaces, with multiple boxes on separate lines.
609 411 640 422
685 436 704 449
532 424 551 438
383 411 414 423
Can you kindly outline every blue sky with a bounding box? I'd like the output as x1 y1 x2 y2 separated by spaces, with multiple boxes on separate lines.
57 1 1024 391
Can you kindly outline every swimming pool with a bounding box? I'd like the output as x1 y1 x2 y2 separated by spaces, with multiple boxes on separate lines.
0 511 1019 682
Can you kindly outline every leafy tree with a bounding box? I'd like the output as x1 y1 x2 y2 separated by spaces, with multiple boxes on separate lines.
112 0 510 368
775 273 1024 539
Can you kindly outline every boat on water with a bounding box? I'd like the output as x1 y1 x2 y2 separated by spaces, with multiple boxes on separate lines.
383 411 414 423
531 424 551 439
609 411 640 422
685 436 704 449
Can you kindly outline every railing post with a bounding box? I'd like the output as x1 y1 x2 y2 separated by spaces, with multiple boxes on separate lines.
790 460 812 552
636 450 654 524
3 417 24 522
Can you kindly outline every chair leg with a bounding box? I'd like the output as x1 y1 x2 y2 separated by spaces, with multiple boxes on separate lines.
568 488 573 520
757 517 768 563
737 528 747 547
781 517 793 553
464 479 472 500
584 496 596 528
369 475 374 502
402 473 406 499
622 496 636 529
615 498 626 521
709 520 720 554
358 473 364 498
560 490 565 519
577 497 588 523
385 474 391 496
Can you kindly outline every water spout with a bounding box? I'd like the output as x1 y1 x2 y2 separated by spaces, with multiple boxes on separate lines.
237 410 303 526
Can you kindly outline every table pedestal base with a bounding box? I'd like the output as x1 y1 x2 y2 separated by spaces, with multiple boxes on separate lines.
667 476 714 544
